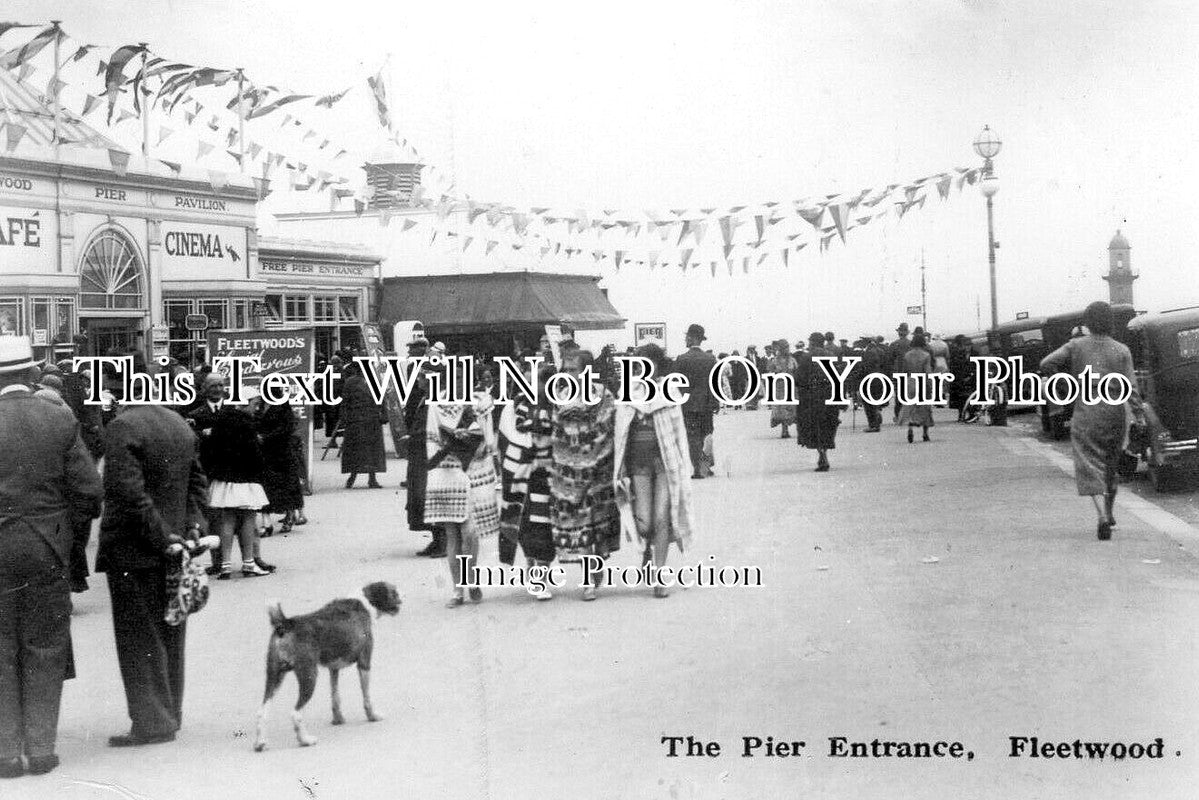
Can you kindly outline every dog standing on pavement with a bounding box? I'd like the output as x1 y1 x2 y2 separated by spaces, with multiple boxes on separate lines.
254 581 401 751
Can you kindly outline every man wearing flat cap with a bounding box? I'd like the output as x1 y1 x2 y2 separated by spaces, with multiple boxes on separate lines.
673 324 717 479
0 337 102 777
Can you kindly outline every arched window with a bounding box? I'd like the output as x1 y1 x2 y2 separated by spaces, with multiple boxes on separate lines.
79 230 144 310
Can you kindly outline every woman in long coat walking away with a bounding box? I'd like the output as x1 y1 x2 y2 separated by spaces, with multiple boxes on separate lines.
898 331 937 443
1040 301 1143 540
340 366 386 489
794 332 841 471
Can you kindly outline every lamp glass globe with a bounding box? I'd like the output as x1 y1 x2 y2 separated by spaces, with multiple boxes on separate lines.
973 126 1002 159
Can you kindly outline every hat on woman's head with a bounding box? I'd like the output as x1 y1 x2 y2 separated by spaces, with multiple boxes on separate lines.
0 336 41 374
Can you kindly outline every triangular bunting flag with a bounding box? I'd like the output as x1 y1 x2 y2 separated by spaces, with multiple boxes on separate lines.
828 204 848 242
46 76 66 101
157 126 172 146
5 123 27 152
676 220 692 247
80 94 101 117
400 219 418 233
196 140 214 159
158 159 182 174
207 170 228 192
798 206 824 229
108 149 131 177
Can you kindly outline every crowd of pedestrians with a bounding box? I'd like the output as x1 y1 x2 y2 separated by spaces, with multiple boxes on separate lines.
395 331 703 606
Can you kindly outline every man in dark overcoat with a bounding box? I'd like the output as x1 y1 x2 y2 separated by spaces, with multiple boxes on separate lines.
0 337 102 778
97 367 208 747
673 323 718 479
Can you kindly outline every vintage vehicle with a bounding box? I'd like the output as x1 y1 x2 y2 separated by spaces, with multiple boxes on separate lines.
1122 306 1199 491
982 316 1050 415
1038 304 1137 439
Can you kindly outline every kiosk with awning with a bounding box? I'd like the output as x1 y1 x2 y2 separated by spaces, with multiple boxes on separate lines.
378 272 625 357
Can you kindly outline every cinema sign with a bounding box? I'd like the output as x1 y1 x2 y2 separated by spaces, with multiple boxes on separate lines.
160 221 248 280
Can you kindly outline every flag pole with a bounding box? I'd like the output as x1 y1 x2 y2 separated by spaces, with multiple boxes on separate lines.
139 43 150 159
50 20 61 159
236 68 245 174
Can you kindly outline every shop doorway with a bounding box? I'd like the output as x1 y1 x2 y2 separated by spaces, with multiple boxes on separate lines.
81 317 142 356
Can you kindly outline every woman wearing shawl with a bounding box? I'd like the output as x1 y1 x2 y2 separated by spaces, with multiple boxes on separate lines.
768 340 798 437
551 350 620 601
614 344 695 598
425 377 501 607
497 363 556 600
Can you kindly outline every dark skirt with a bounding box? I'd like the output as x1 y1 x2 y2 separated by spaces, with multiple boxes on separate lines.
795 399 840 450
260 438 304 512
340 417 387 474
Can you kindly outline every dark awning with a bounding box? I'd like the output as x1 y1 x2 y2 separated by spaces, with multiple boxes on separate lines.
379 272 625 335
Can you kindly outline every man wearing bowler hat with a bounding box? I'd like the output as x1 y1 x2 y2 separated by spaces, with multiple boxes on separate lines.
0 337 102 777
888 322 913 422
673 324 717 479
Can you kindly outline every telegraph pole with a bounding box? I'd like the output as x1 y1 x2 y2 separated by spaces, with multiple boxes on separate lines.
920 249 928 331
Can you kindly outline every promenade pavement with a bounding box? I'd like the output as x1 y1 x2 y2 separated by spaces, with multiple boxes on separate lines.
15 407 1199 800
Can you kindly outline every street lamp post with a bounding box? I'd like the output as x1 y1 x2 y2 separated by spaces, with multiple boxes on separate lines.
974 125 1002 329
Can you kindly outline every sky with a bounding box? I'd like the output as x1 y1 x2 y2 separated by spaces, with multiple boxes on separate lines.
6 0 1198 353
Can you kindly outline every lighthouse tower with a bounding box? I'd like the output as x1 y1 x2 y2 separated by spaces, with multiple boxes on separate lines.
1102 230 1136 306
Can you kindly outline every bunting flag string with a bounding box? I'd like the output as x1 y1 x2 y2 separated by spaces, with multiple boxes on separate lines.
0 24 60 70
4 20 978 274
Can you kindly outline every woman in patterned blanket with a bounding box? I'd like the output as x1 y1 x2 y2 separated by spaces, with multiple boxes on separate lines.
425 377 500 608
551 349 620 601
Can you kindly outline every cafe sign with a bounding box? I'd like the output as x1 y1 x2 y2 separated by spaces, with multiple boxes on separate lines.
160 221 247 280
0 206 57 272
